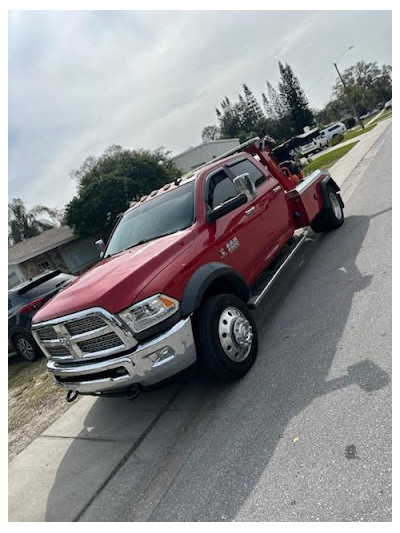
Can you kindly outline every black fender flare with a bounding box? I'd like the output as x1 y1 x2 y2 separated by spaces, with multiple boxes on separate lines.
181 262 251 316
319 174 344 209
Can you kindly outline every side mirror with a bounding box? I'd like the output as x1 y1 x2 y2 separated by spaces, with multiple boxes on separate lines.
208 193 247 223
233 173 257 201
95 239 106 259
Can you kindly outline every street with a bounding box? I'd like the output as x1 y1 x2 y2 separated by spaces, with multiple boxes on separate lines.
9 123 392 522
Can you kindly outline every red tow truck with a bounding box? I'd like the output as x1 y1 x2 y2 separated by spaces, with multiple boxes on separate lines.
32 137 344 399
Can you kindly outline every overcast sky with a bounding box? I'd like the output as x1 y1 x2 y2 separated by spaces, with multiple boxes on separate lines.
8 10 392 210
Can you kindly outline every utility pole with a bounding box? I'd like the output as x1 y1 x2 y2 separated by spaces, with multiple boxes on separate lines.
334 62 365 130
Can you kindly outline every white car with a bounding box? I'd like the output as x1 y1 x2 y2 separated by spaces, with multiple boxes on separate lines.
300 135 329 156
319 122 347 142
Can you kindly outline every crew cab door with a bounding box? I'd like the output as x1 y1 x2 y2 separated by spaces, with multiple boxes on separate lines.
205 166 270 284
225 157 292 273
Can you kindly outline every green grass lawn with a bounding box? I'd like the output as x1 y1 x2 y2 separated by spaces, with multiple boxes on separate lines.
342 123 376 142
303 141 359 176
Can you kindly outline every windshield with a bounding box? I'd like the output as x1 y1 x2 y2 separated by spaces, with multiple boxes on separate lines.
105 181 195 257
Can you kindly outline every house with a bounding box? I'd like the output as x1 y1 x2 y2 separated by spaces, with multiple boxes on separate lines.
172 138 240 173
8 225 100 289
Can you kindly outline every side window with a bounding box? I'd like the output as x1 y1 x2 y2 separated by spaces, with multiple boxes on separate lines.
228 159 267 188
208 170 237 209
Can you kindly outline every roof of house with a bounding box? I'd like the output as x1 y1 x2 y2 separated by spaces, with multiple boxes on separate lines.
8 225 78 265
172 138 240 160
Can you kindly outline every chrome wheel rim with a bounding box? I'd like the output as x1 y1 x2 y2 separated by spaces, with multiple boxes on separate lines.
218 307 253 362
329 192 342 219
16 338 35 359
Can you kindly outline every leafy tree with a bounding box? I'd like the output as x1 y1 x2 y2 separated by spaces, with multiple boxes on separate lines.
211 69 312 145
216 97 243 138
65 146 180 238
8 198 58 245
261 92 274 120
201 125 220 142
315 61 392 126
333 61 392 114
261 82 295 142
265 81 287 120
241 84 267 133
278 62 314 134
215 85 270 143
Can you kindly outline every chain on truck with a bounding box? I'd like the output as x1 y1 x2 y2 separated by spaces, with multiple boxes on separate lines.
31 136 345 401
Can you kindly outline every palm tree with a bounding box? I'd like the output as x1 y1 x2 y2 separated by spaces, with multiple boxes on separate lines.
8 198 60 245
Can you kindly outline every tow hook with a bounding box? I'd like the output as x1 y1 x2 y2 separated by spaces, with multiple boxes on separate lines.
66 390 79 403
125 384 142 400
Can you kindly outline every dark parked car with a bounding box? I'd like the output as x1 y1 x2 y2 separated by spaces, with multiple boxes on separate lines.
8 270 75 361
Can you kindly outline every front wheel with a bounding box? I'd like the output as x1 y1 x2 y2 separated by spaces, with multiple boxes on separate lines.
311 186 344 233
193 294 258 380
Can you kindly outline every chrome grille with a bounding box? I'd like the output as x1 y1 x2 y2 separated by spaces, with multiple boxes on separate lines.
37 326 58 341
77 332 124 353
32 307 137 362
47 345 71 358
66 316 106 336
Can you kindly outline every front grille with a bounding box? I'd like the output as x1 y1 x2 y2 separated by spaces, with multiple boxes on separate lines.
77 332 124 354
47 345 71 358
37 326 57 341
66 315 106 336
32 308 137 362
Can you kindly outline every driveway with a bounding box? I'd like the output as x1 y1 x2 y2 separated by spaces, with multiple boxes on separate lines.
9 120 392 522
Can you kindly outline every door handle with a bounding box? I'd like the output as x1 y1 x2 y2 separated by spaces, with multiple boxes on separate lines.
245 206 256 216
272 185 282 194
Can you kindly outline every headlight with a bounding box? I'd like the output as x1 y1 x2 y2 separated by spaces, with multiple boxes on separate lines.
118 294 179 334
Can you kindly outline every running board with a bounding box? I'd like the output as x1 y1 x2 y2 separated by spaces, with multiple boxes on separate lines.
248 234 307 309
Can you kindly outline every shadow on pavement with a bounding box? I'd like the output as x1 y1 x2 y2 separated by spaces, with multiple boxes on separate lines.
44 212 390 521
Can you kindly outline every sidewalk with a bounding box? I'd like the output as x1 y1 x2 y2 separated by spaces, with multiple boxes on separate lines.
8 118 392 522
328 117 391 189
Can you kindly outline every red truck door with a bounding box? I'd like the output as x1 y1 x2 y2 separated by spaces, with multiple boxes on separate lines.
205 167 270 284
225 157 293 276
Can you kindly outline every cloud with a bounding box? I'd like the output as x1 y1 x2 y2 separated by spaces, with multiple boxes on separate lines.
8 10 392 209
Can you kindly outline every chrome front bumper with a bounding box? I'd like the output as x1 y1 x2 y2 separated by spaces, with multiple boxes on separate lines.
46 317 197 394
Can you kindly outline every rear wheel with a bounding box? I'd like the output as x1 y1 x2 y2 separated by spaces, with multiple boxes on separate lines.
311 186 344 233
193 293 258 380
13 333 40 362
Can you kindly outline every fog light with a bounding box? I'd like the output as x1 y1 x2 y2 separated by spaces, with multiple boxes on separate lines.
148 346 176 366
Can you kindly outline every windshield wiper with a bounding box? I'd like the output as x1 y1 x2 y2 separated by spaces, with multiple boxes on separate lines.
122 230 180 253
105 229 183 258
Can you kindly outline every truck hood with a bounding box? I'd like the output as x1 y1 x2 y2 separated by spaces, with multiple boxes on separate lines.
33 230 194 322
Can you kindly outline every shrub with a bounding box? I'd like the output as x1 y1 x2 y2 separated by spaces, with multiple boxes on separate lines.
343 117 356 129
330 133 344 147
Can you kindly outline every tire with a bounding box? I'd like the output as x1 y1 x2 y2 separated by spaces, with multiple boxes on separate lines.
311 186 344 233
13 333 40 362
193 293 258 380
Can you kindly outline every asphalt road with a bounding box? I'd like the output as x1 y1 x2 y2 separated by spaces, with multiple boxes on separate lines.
48 126 392 522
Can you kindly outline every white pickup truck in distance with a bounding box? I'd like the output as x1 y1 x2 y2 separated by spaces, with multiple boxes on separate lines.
300 135 329 157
